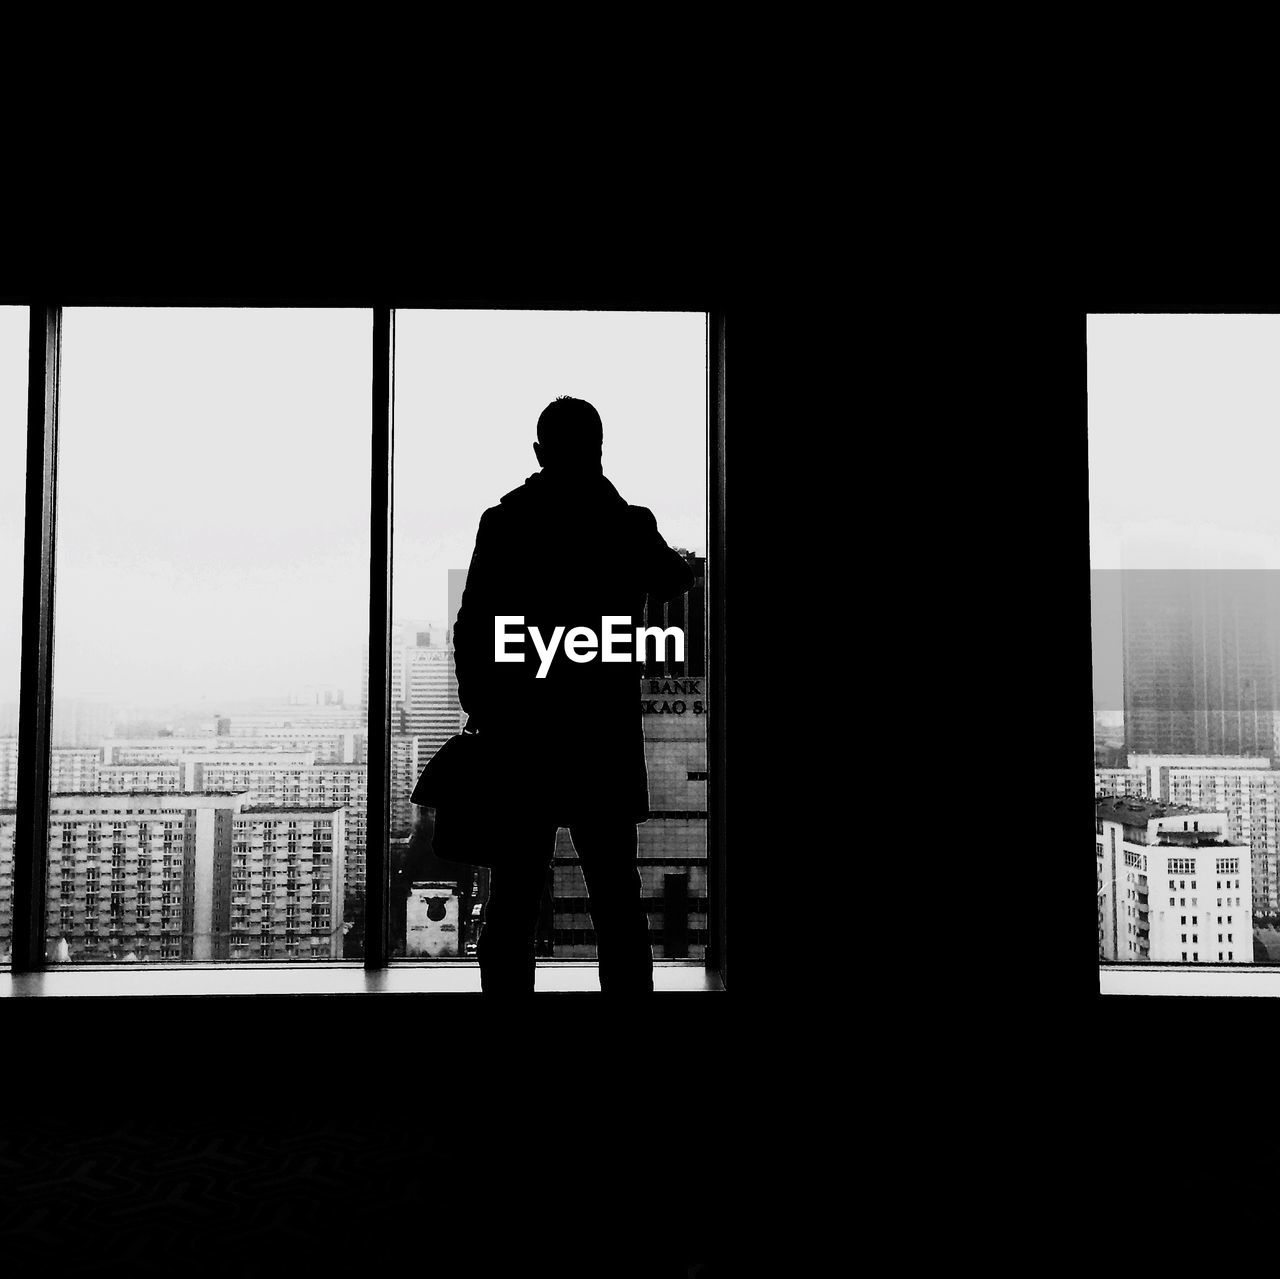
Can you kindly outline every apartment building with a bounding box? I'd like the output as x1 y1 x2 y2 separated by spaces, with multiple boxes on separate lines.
0 792 347 963
1096 794 1252 963
229 805 346 960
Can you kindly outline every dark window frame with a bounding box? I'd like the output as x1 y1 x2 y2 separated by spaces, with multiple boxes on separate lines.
7 301 727 992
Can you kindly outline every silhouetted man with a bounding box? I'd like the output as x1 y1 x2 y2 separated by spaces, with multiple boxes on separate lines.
451 396 694 994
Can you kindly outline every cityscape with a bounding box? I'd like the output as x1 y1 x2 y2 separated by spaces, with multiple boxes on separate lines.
0 560 708 965
1094 570 1280 965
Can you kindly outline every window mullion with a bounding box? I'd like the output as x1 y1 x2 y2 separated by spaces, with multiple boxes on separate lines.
364 306 394 969
12 305 61 974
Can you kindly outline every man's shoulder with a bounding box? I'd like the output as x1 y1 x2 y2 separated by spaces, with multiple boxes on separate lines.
623 502 658 524
483 489 655 526
478 498 518 532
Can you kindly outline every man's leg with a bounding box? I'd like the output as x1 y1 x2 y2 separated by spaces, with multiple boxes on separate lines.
476 824 556 995
570 818 654 994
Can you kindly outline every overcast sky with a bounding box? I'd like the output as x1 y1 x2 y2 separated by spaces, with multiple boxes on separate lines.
392 309 706 629
0 308 28 709
1089 314 1280 707
1089 314 1280 570
0 307 706 709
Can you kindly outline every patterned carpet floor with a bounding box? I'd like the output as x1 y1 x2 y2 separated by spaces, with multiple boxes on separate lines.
0 1112 731 1276
0 994 752 1274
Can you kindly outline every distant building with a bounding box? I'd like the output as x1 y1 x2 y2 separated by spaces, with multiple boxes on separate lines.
390 736 423 838
552 555 709 961
288 685 345 707
230 805 346 960
1 791 246 963
0 742 102 806
1128 753 1274 803
226 711 365 744
195 760 366 925
1122 570 1274 756
98 763 183 794
1095 768 1147 799
0 699 110 744
1165 766 1280 916
1095 755 1280 915
1096 794 1252 963
402 645 464 755
363 622 463 747
0 792 347 964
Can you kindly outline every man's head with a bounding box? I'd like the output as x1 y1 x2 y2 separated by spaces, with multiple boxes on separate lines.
534 396 603 473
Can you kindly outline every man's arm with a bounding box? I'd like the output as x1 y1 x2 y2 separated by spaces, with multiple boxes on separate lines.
635 507 696 602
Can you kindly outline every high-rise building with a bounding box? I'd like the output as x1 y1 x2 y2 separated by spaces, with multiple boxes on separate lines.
98 763 184 793
229 805 345 960
1096 794 1252 963
103 736 362 767
402 644 464 753
1099 755 1280 914
1126 752 1274 803
0 741 102 806
0 738 14 807
0 790 248 963
363 622 464 841
551 555 708 961
0 791 347 964
194 760 366 926
1163 764 1280 916
363 622 462 746
390 736 422 838
1095 768 1148 799
1122 570 1274 756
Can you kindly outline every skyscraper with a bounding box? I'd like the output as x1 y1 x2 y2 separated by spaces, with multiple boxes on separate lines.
551 553 709 960
0 792 347 964
1122 570 1274 756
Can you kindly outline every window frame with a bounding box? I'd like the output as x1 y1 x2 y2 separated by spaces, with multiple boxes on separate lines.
5 301 727 993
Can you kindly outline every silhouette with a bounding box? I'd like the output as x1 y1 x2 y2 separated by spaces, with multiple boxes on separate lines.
451 396 694 994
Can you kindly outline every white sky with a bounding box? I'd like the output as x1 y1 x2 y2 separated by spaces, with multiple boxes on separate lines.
1087 313 1280 708
392 309 706 626
0 307 706 709
1089 314 1280 569
0 308 27 706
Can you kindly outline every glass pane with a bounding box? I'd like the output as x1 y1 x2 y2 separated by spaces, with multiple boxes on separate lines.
46 308 371 964
1090 314 1280 970
390 310 707 967
0 307 29 966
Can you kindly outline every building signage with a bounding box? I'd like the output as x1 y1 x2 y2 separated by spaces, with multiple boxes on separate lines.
641 678 706 716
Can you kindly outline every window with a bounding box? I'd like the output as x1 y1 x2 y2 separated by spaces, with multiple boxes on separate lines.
37 308 371 965
1 302 726 991
1091 314 1280 991
389 310 708 964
